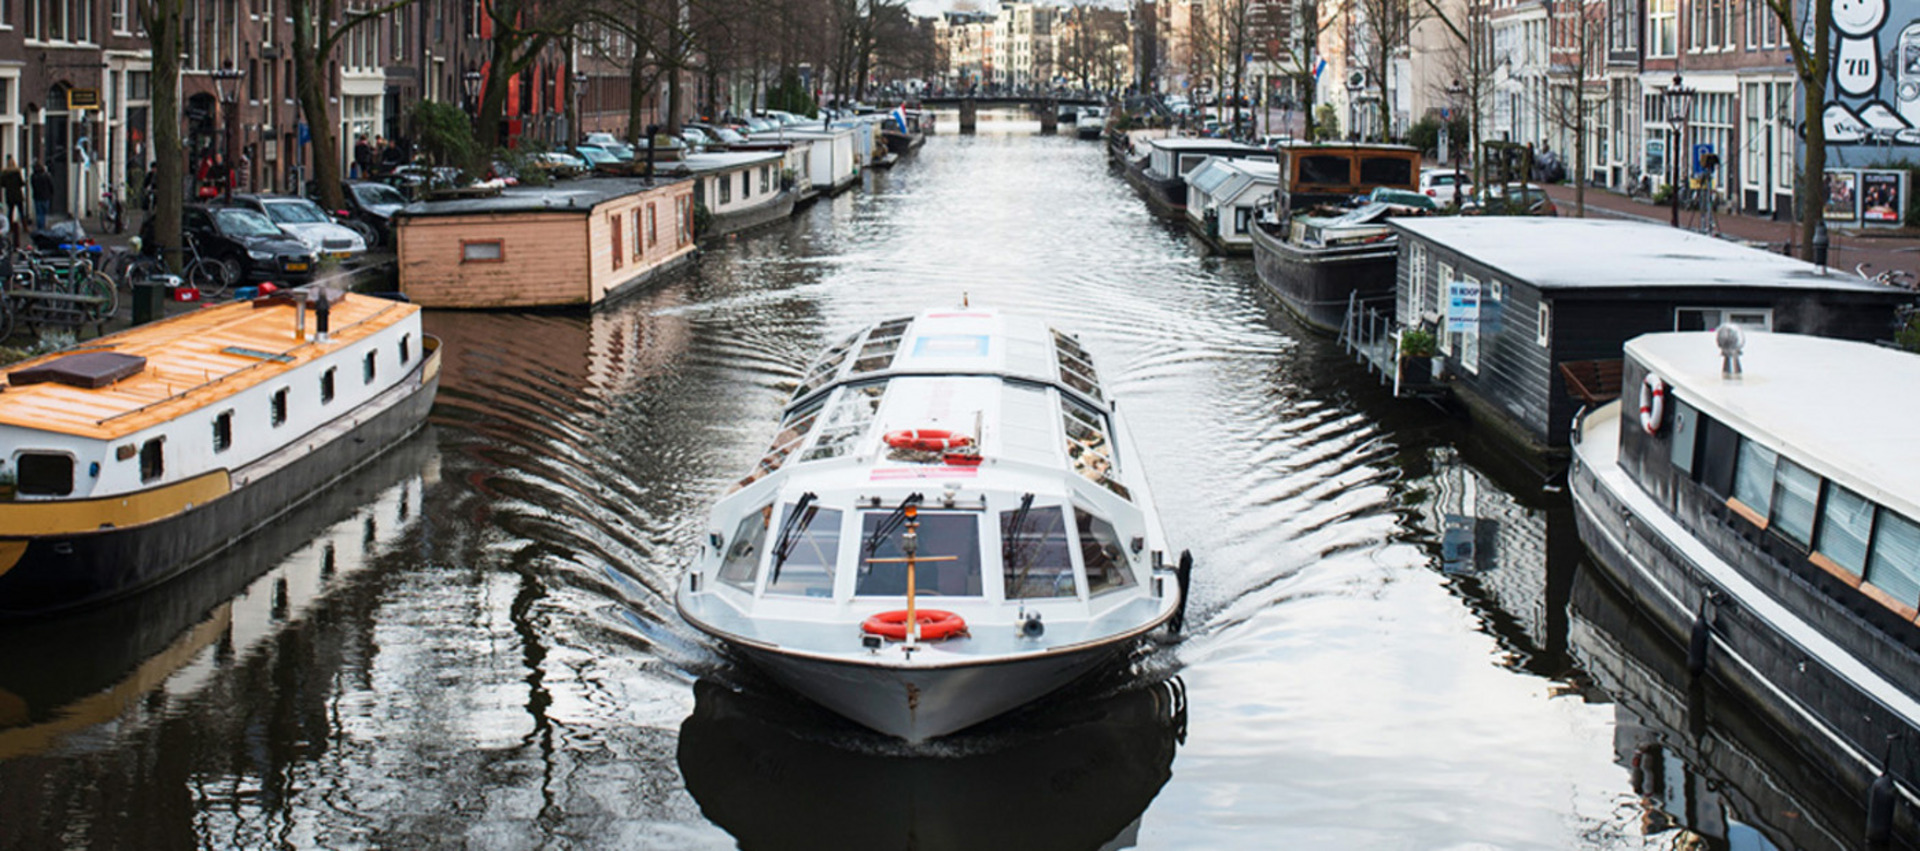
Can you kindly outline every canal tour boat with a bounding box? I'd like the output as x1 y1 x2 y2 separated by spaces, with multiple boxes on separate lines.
676 308 1189 742
1571 330 1920 831
0 289 440 618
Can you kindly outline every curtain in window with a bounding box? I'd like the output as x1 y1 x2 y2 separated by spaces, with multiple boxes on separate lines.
1732 439 1777 516
1817 484 1873 574
1868 511 1920 605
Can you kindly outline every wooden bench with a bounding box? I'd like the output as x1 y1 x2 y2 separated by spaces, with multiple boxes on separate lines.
1558 359 1623 406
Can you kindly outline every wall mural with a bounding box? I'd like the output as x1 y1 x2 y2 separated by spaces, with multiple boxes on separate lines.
1820 0 1920 146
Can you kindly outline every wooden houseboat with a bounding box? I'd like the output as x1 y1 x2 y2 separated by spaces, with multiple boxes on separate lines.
1127 138 1274 219
1387 218 1910 456
393 177 697 309
1571 331 1920 836
1182 157 1279 255
0 290 440 618
1250 143 1423 332
761 125 860 197
685 152 797 237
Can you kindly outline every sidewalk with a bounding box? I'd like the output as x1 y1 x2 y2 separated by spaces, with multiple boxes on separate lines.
1539 182 1920 280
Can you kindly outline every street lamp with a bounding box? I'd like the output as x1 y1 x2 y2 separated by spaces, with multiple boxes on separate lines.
1664 74 1695 228
1445 79 1466 209
462 67 483 116
211 63 245 201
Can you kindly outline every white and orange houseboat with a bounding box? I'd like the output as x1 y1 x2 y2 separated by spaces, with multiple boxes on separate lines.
0 289 439 618
676 308 1189 742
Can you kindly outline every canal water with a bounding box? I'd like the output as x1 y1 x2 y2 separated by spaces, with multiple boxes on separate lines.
0 115 1890 850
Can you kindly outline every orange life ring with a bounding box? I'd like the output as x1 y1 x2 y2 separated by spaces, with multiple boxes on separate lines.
861 609 969 641
884 429 974 452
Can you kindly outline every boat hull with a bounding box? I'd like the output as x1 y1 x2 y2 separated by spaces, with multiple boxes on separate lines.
737 639 1134 743
1124 159 1184 218
1250 222 1398 333
0 346 441 619
1570 413 1920 805
708 189 797 237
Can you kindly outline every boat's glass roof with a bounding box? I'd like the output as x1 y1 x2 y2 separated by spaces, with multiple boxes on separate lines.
1053 330 1103 402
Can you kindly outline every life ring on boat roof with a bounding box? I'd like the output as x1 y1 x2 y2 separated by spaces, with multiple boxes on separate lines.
1639 374 1668 436
884 429 974 453
861 609 969 641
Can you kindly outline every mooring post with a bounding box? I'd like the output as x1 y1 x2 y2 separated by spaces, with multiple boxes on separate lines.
959 99 977 135
1040 100 1058 135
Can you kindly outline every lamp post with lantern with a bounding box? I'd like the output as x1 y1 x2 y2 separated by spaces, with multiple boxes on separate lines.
1664 74 1695 229
212 63 245 201
1445 79 1466 209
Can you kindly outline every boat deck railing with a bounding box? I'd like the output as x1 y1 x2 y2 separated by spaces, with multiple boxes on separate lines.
1336 291 1445 399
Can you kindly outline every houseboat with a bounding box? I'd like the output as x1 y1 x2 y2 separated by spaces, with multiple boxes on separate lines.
1183 156 1279 255
685 151 796 237
393 177 697 309
1570 330 1920 839
0 289 440 618
676 308 1188 742
761 125 859 197
1075 106 1107 140
882 109 928 157
729 137 817 200
1127 138 1274 218
1385 218 1909 456
1249 143 1422 332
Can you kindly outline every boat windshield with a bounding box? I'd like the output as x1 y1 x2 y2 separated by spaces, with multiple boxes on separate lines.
766 503 842 597
717 504 773 590
1077 507 1136 595
1003 503 1076 599
856 512 983 596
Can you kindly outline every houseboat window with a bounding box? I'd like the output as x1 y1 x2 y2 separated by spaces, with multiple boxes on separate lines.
1696 416 1741 497
321 367 337 403
1003 505 1077 599
676 196 692 247
611 214 624 270
1866 510 1920 604
1458 275 1482 374
16 453 74 496
718 177 731 204
1436 263 1455 355
271 388 289 427
1358 156 1413 187
801 380 888 462
717 505 773 590
1076 507 1137 595
1536 303 1551 346
632 212 643 260
139 438 164 482
646 203 657 248
400 334 411 365
765 504 843 597
741 171 751 198
1409 245 1427 312
1297 155 1349 186
1177 154 1208 176
1731 439 1778 520
364 350 377 384
461 240 504 263
1815 483 1874 574
1668 399 1699 474
1675 307 1772 332
760 166 771 194
213 410 233 453
1768 457 1820 546
856 512 983 596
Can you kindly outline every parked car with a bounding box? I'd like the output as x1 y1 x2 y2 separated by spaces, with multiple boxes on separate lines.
688 123 747 146
179 204 318 285
528 151 588 179
581 134 635 161
1418 167 1474 203
573 145 622 170
1359 187 1440 214
340 180 410 247
1467 182 1558 217
680 126 712 151
228 194 369 261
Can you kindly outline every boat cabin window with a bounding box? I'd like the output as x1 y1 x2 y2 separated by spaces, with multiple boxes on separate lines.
1675 307 1772 332
139 438 164 483
1003 505 1077 599
717 505 773 591
766 504 842 597
735 398 824 491
271 388 289 427
400 334 412 365
1077 507 1136 595
1731 439 1777 521
364 351 378 384
1768 457 1821 546
1695 416 1741 498
1061 395 1129 499
801 380 887 462
1297 155 1349 186
856 512 983 596
1816 483 1875 574
1053 331 1103 401
15 453 74 496
1867 511 1920 604
850 318 912 374
1358 157 1413 187
795 331 862 398
321 367 337 403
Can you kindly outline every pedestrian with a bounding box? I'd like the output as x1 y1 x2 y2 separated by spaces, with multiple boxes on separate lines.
30 160 52 231
353 134 373 179
0 157 24 247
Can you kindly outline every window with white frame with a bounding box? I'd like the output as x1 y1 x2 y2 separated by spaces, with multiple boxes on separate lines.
1536 303 1551 346
1648 0 1676 57
1436 262 1454 354
111 0 128 32
1409 244 1427 315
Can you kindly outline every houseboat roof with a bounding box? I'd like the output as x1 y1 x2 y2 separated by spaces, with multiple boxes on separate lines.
1147 138 1271 154
1629 331 1920 522
1274 141 1421 153
0 293 419 441
1189 158 1279 197
1389 218 1892 293
396 177 685 218
683 151 785 172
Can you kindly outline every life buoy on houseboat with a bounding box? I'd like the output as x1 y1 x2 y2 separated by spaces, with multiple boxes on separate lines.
884 429 974 452
1640 374 1668 436
861 609 969 641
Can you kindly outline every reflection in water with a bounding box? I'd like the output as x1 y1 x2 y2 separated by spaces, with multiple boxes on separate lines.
679 676 1186 851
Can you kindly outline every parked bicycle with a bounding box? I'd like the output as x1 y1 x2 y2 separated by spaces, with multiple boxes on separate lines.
1857 262 1918 290
99 242 167 289
2 244 118 338
1623 165 1652 200
100 185 125 235
182 234 237 298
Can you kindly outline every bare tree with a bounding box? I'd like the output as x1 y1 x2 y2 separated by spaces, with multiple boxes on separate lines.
1539 0 1602 215
293 0 424 212
1420 0 1493 198
135 0 186 269
473 0 590 150
1353 0 1421 140
1765 0 1831 257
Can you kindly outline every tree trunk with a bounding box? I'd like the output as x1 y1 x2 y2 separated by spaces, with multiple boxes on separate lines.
294 4 346 212
147 0 185 272
627 42 650 143
1801 78 1826 257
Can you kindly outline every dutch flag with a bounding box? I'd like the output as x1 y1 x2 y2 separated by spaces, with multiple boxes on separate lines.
892 104 910 131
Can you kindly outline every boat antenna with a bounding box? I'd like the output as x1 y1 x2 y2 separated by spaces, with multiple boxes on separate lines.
862 492 925 564
769 492 819 583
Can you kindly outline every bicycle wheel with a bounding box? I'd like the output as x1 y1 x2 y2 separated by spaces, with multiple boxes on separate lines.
344 219 380 249
78 271 117 321
0 294 14 343
187 258 235 298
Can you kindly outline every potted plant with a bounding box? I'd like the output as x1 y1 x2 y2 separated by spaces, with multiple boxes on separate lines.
1399 327 1438 388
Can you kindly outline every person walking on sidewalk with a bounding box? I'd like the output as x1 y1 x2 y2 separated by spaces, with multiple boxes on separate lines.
0 157 24 248
30 160 53 231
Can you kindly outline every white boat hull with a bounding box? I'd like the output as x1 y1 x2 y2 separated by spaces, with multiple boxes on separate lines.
738 640 1131 742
